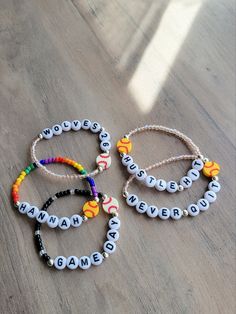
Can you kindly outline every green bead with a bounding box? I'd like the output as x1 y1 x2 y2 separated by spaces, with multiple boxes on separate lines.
81 169 87 175
29 163 35 170
25 168 30 174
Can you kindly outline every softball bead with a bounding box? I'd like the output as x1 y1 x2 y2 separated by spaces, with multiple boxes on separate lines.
66 256 79 270
109 217 121 230
121 155 133 166
52 124 63 136
159 208 170 220
90 252 103 266
100 141 111 151
127 163 139 174
61 121 71 131
204 191 217 203
203 161 220 177
96 153 112 170
54 256 67 270
102 196 119 214
71 120 81 131
117 138 132 154
83 201 99 218
107 229 120 242
208 181 221 193
78 256 91 270
103 241 116 254
126 194 139 206
146 205 159 218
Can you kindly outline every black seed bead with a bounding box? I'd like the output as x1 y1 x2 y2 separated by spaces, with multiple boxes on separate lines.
42 253 50 262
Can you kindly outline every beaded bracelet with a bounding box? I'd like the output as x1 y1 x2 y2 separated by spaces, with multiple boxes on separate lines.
123 156 221 219
12 157 101 227
31 119 112 180
116 125 217 193
34 189 120 270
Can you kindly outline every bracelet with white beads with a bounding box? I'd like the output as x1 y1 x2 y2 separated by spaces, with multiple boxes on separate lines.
30 119 112 179
34 193 120 270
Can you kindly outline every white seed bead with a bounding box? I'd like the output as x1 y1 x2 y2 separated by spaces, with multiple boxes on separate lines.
179 176 192 189
187 204 200 216
197 199 210 211
71 120 81 131
99 131 110 141
146 205 159 218
27 206 39 218
90 252 103 266
108 217 121 230
66 256 79 270
100 141 111 151
135 201 148 214
192 159 204 171
204 191 217 203
135 169 147 181
122 155 133 166
103 241 116 254
155 179 167 191
159 208 170 220
70 214 83 227
208 181 221 193
107 229 120 242
187 169 200 181
54 256 67 270
52 124 63 136
170 207 182 220
127 163 139 174
78 256 91 270
126 194 139 206
81 119 91 130
58 217 71 230
47 215 59 228
145 175 156 187
36 211 49 223
42 128 53 139
90 121 101 133
18 202 30 214
61 120 71 131
166 181 178 193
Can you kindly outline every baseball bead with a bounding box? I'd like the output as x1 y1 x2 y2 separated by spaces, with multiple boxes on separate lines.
102 196 119 214
83 201 99 218
117 138 132 154
96 153 112 170
203 161 220 177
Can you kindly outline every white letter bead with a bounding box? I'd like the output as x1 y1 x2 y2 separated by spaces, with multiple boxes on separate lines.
103 241 116 254
54 256 67 270
208 181 221 193
135 169 147 181
66 256 79 270
136 201 148 214
155 179 167 191
42 128 53 139
100 141 111 151
27 206 39 218
18 202 30 214
78 256 91 270
159 208 170 220
61 121 71 131
145 175 156 187
71 120 81 131
36 211 49 223
197 199 210 211
187 204 200 216
170 208 182 220
81 119 91 130
90 121 101 133
204 191 217 203
166 181 178 193
192 159 204 171
121 155 133 166
187 169 200 181
52 124 62 136
146 205 159 218
70 214 83 227
107 229 119 242
126 194 139 206
99 131 110 141
180 176 192 189
90 252 103 266
127 163 139 174
47 215 59 228
109 217 121 230
58 217 71 230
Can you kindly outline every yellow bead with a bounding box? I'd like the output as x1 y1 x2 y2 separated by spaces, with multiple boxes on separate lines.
203 161 220 177
20 171 26 177
117 138 132 154
82 201 99 218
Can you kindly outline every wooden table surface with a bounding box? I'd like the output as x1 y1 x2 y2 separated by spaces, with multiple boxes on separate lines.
0 1 235 313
